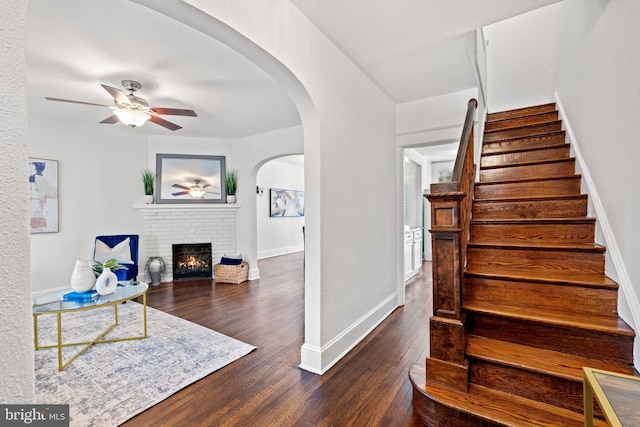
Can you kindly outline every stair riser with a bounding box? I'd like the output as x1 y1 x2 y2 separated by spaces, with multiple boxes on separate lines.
466 246 605 275
483 133 566 155
484 122 563 143
470 222 595 244
475 178 581 199
411 388 499 427
467 314 634 364
480 160 576 182
487 103 557 122
468 360 592 416
463 277 618 316
472 198 588 219
481 145 570 168
485 111 559 131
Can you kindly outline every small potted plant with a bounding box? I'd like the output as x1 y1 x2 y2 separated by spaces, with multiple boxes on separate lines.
93 258 128 276
142 169 154 204
226 170 237 203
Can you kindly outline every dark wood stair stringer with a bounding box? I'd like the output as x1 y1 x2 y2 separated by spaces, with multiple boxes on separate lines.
411 102 636 427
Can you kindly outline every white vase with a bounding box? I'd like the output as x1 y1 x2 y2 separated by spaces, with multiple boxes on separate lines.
96 267 118 295
144 195 154 204
227 195 236 204
70 259 96 293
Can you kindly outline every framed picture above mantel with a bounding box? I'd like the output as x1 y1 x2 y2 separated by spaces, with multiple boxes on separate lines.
156 154 226 204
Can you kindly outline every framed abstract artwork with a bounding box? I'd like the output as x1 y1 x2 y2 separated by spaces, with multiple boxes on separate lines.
29 157 59 233
431 160 454 183
156 154 226 204
270 188 305 217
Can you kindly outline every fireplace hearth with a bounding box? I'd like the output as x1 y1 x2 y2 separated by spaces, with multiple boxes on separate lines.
172 243 212 281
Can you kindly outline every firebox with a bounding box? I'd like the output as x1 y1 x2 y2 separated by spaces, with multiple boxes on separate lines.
172 243 212 281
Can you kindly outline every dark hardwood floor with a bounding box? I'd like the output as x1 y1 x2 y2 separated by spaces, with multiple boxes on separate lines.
123 252 431 427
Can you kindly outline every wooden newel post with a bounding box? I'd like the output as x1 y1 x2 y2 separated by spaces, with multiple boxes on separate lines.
424 183 469 392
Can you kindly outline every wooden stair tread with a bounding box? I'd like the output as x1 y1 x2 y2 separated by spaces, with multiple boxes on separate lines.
482 142 570 157
485 111 559 132
471 218 595 225
480 157 575 171
482 131 566 149
473 193 588 203
466 336 636 382
468 241 606 253
410 363 606 427
477 175 580 186
487 103 557 122
464 266 618 289
484 120 562 135
463 301 635 336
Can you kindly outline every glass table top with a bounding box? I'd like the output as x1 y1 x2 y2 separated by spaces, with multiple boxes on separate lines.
592 370 640 426
33 282 149 314
583 367 640 427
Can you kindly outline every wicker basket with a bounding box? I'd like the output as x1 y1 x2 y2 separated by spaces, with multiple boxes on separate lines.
214 262 249 284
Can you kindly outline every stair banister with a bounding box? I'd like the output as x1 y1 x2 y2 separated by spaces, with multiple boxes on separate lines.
424 98 477 391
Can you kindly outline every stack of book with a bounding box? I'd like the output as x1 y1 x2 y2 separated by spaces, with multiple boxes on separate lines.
63 290 98 301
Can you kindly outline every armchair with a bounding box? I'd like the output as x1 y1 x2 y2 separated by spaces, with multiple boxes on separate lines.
93 235 139 281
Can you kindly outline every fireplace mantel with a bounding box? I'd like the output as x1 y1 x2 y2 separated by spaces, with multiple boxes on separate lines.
133 203 240 212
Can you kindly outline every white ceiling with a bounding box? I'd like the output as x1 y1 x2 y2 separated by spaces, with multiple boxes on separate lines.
26 0 301 139
26 0 562 139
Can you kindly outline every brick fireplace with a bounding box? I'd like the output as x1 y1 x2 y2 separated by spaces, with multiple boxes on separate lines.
134 204 240 283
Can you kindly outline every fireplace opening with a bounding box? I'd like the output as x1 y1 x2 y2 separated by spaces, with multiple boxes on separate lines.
172 243 212 281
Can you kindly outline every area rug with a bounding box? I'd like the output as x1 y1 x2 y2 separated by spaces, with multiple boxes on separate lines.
34 301 255 426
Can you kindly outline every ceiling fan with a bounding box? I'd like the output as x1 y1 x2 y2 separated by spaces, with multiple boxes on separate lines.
172 180 220 198
45 79 197 131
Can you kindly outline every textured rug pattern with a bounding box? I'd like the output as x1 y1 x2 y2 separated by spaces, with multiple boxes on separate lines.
34 301 255 426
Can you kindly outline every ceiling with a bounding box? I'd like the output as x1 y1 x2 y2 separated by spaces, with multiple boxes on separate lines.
26 0 562 139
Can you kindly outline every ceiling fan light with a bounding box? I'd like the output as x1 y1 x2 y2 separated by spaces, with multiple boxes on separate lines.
189 182 206 198
114 109 151 127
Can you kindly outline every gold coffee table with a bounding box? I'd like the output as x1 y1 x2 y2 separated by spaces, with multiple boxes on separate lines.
583 367 640 426
33 282 149 370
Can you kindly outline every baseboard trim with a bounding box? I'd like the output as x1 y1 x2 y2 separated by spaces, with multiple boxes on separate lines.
299 292 398 375
258 245 304 260
555 92 640 367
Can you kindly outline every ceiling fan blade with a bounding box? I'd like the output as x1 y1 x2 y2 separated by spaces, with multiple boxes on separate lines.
100 114 119 124
151 107 197 117
172 184 190 190
202 184 210 189
45 97 110 108
171 191 190 197
149 114 182 131
101 84 130 106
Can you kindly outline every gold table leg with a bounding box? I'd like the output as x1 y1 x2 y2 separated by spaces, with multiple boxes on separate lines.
34 295 149 371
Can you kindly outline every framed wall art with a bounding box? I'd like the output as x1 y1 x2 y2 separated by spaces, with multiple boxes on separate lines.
29 157 59 233
270 188 305 217
431 160 454 183
156 154 226 204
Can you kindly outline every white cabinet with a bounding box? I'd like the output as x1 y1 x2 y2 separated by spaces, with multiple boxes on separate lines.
404 228 423 282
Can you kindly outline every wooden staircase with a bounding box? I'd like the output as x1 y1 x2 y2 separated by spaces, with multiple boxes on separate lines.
411 102 636 426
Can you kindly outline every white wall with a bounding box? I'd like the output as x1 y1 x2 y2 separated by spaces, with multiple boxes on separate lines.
140 0 398 374
396 88 478 147
483 2 565 112
28 114 147 293
257 156 305 259
0 0 33 403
